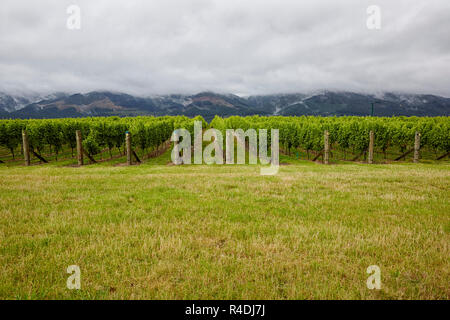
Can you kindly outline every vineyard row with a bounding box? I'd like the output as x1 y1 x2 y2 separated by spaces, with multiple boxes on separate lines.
0 115 448 165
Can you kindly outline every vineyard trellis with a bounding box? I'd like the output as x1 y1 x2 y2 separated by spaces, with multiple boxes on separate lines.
0 115 449 165
0 116 205 165
210 115 450 163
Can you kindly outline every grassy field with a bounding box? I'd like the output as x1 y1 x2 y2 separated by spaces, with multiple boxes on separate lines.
0 150 449 299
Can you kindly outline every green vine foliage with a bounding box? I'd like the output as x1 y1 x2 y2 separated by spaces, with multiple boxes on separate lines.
0 116 203 159
211 115 449 156
0 115 448 161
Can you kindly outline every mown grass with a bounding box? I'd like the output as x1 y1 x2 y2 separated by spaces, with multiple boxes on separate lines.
0 150 449 299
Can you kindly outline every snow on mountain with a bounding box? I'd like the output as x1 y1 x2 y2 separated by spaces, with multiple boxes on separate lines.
1 91 449 119
0 92 50 112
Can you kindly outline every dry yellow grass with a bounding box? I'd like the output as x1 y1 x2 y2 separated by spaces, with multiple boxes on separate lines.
0 160 449 299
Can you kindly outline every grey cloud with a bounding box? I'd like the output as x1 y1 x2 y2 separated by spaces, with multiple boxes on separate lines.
0 0 449 96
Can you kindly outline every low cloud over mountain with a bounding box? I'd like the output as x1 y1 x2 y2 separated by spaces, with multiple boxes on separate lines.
2 1 450 97
1 91 449 120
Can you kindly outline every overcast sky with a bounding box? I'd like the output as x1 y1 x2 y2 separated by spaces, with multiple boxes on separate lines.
1 0 449 97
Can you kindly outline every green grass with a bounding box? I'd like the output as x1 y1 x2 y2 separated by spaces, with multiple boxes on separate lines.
0 150 449 299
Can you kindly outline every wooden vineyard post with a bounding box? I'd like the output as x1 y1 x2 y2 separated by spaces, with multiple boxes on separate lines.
22 130 30 166
436 152 450 161
76 130 83 166
324 130 329 165
126 132 132 165
368 131 374 164
414 131 421 163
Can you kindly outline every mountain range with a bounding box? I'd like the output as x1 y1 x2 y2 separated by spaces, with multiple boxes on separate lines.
1 91 449 120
